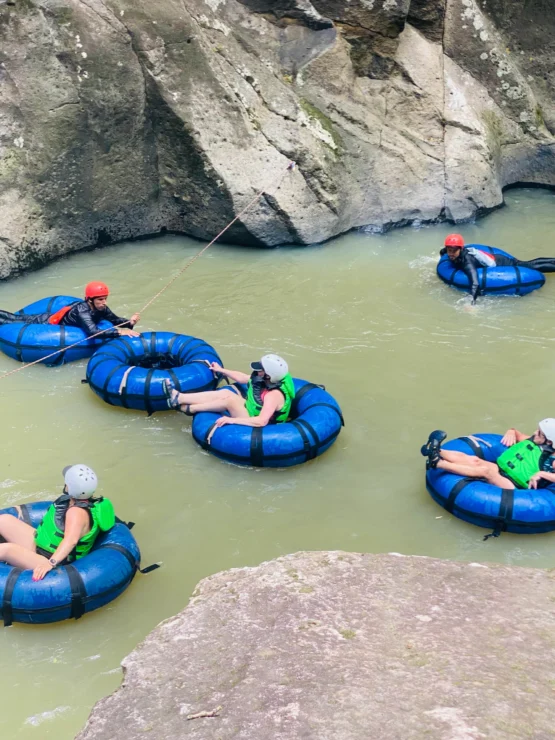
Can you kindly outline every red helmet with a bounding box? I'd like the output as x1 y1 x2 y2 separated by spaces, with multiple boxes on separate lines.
85 281 110 300
444 234 464 248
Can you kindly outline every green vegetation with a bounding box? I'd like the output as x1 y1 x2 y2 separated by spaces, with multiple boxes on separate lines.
482 109 504 156
299 98 342 151
51 6 73 24
339 629 356 640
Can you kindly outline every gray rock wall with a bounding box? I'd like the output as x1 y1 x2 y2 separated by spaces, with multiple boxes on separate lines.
1 0 554 277
77 551 555 740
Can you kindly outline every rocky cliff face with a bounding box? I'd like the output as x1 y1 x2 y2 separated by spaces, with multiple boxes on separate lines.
1 0 553 277
76 551 555 740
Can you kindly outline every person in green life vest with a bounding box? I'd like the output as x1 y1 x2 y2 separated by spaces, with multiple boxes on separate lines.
420 419 555 490
163 354 295 444
0 465 115 581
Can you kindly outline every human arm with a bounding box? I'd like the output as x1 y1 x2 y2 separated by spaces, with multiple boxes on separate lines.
460 252 480 303
32 508 89 581
72 304 119 338
103 307 140 337
209 363 250 384
529 471 555 489
70 303 125 339
501 428 528 447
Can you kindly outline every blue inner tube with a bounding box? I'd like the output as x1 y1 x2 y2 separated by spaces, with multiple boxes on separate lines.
191 379 344 468
426 433 555 534
0 296 112 365
86 331 222 414
437 245 545 297
0 501 140 625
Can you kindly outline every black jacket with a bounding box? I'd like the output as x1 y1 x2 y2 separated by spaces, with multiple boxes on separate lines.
60 301 131 338
440 247 481 301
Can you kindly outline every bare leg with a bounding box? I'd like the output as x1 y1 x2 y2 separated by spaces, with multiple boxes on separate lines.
0 514 37 550
0 542 46 569
189 396 249 418
439 450 482 465
168 385 249 418
437 458 514 489
175 390 230 405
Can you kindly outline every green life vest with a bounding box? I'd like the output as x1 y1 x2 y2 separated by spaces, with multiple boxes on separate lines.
34 495 115 561
245 372 295 423
497 439 544 488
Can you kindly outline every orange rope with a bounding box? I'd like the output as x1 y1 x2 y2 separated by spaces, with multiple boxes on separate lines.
0 161 296 381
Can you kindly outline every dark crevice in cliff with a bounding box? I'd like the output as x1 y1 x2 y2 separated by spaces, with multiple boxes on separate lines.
236 1 333 31
118 23 161 211
333 19 401 41
444 120 482 137
440 0 447 219
261 192 304 241
407 0 446 43
78 0 128 37
48 101 80 113
503 180 555 192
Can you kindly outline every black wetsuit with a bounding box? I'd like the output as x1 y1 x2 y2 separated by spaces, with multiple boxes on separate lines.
0 301 131 338
440 247 555 302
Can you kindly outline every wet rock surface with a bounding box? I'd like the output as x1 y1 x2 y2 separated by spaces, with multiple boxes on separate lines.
77 551 555 740
1 0 554 277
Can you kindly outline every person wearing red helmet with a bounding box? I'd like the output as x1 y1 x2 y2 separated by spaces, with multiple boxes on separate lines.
0 281 140 338
441 234 494 304
441 234 555 304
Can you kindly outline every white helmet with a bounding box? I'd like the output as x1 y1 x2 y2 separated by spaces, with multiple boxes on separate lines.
62 465 98 499
251 354 289 383
539 419 555 445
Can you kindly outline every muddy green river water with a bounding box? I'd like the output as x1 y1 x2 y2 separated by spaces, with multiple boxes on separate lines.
1 188 554 738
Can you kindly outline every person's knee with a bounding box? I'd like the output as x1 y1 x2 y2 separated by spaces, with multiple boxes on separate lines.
478 461 496 478
0 542 14 559
227 394 245 411
0 514 15 530
219 390 237 406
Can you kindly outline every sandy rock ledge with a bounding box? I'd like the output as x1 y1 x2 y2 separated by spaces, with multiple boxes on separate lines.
77 551 555 740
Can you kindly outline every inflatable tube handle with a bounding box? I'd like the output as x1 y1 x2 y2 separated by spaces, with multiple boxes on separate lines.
457 437 485 459
481 487 514 540
2 567 22 627
191 359 231 385
290 383 326 417
139 563 161 574
97 542 160 575
483 528 501 541
45 327 67 367
118 366 134 395
65 564 87 620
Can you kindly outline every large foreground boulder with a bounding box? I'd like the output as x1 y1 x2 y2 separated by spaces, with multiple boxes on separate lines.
77 551 555 739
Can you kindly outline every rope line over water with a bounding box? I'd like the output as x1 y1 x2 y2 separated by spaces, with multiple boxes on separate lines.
0 161 296 381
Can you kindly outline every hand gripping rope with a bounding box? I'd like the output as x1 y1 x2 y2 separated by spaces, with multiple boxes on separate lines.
0 161 296 381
